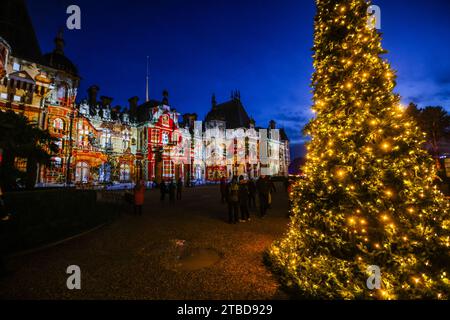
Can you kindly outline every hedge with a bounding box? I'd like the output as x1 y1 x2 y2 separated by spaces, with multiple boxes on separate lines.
0 189 125 254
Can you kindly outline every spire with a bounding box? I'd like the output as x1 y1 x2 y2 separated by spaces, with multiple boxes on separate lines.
54 27 65 55
162 89 169 105
145 56 149 102
211 93 217 109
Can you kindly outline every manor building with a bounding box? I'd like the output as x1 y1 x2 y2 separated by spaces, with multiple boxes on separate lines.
0 0 290 186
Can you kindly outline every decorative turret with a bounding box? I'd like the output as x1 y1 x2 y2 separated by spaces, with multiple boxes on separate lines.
231 89 241 101
42 28 78 76
79 99 89 115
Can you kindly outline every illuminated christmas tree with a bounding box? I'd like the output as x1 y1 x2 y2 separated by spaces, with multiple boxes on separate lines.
268 0 450 299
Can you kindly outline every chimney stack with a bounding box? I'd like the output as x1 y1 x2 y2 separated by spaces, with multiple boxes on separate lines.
128 96 139 111
269 120 276 130
87 85 99 107
182 113 198 128
100 96 113 107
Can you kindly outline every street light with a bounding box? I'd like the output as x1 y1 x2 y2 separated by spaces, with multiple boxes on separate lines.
65 110 76 187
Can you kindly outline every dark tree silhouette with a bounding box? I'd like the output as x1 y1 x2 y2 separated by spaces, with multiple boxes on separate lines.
0 111 58 191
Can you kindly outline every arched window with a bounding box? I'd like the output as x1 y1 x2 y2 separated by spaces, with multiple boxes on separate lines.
162 115 169 127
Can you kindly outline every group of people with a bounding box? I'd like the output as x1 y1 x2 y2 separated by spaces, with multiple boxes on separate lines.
130 178 184 215
220 175 276 224
159 178 183 203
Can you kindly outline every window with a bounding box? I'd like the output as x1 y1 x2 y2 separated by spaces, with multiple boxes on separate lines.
55 139 63 152
14 157 27 173
120 164 131 182
162 132 169 145
102 129 112 149
162 115 169 126
75 162 90 183
57 86 67 100
53 118 65 130
13 62 21 71
52 157 62 169
163 160 173 178
151 129 159 143
222 143 227 160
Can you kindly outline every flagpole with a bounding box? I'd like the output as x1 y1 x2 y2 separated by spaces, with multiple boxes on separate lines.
146 56 149 102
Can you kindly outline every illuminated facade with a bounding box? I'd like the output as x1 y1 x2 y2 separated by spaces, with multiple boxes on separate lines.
0 2 290 187
201 92 290 181
0 31 80 186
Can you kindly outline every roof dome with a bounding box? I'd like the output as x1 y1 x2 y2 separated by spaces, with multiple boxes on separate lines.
42 30 78 76
42 51 78 76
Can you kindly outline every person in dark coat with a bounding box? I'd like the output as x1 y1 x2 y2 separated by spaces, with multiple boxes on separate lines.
247 178 257 210
168 180 176 203
227 176 240 224
238 176 250 221
220 177 227 203
267 178 277 209
176 178 183 200
160 180 167 203
256 176 270 217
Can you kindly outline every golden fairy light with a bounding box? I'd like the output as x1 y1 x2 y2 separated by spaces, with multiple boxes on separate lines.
268 0 450 300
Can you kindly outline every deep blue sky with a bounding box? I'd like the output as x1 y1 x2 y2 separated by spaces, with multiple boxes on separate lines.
27 0 450 158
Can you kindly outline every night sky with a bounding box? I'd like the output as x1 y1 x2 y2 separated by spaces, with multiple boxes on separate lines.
27 0 450 158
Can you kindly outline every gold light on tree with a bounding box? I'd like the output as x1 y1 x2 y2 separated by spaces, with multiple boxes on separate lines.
268 0 450 299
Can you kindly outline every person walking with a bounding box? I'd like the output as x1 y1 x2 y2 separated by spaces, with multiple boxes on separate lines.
238 176 250 222
160 180 167 203
133 180 145 215
227 176 240 224
176 178 183 200
247 178 257 210
268 177 276 209
256 176 270 217
220 177 227 203
168 180 176 203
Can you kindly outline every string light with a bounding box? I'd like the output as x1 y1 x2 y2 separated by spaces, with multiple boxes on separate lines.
268 0 450 300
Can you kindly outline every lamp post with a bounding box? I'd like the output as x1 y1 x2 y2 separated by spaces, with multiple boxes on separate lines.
65 111 74 186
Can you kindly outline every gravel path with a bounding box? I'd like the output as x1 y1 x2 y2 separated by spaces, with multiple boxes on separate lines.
0 183 290 300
